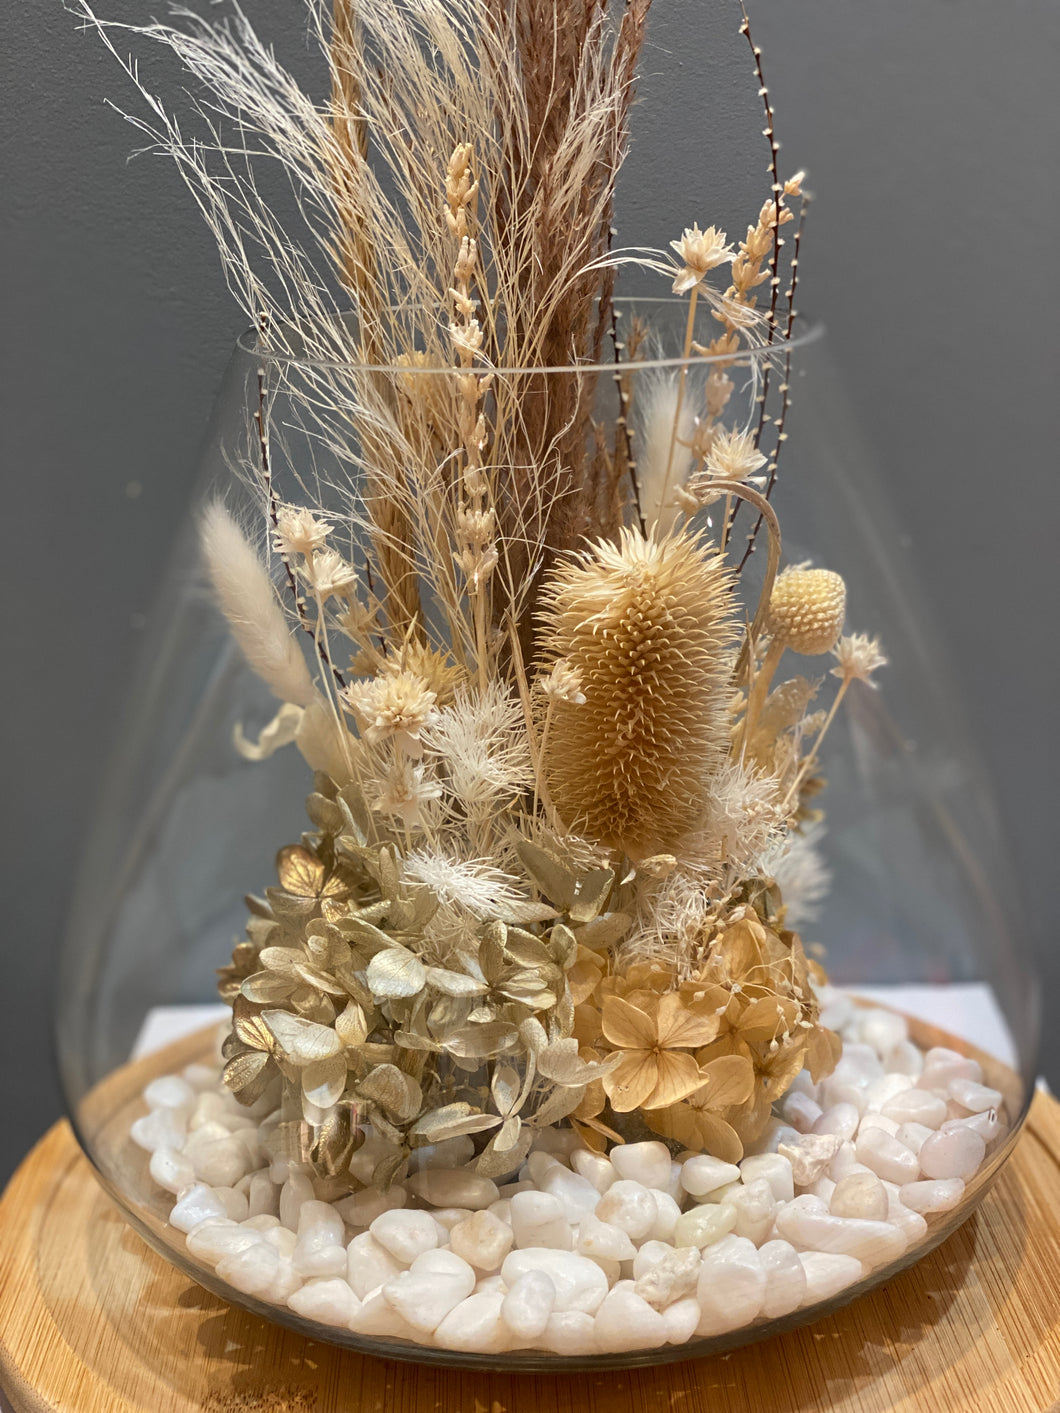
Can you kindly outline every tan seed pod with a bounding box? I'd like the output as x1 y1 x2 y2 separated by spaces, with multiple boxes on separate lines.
766 568 846 655
537 526 738 860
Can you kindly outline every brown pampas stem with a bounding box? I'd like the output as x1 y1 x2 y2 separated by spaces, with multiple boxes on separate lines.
538 525 738 859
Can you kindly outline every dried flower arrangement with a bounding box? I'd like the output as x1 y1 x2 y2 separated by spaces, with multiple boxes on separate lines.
78 0 887 1182
82 0 1023 1362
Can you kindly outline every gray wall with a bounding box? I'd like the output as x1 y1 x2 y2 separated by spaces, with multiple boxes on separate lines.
2 1 1057 1182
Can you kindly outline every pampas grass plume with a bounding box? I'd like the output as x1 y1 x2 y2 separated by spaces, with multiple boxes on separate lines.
539 526 737 859
200 500 316 706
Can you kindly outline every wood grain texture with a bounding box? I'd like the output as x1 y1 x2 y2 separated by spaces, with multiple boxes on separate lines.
0 1090 1057 1413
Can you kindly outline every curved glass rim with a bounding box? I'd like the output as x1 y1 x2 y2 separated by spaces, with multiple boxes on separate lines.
237 298 825 376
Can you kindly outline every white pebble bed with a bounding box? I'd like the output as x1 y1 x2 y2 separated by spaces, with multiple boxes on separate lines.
130 996 1008 1358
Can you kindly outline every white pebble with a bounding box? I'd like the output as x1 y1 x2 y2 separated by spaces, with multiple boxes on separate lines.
288 1277 360 1327
382 1248 476 1333
943 1108 1002 1143
782 1091 823 1133
855 1129 920 1184
899 1178 966 1214
918 1127 986 1181
510 1190 573 1251
722 1177 777 1245
881 1088 947 1128
885 1040 925 1078
894 1122 934 1156
539 1310 597 1356
435 1291 508 1353
349 1289 422 1341
131 1108 188 1154
501 1269 556 1340
144 1075 197 1111
346 1231 404 1299
857 1008 909 1056
170 1183 229 1234
858 1113 901 1138
369 1208 439 1265
293 1201 347 1279
775 1196 907 1268
279 1172 314 1232
216 1242 299 1302
695 1235 765 1336
648 1191 682 1243
949 1078 1003 1114
759 1239 807 1318
679 1154 741 1198
740 1153 795 1204
181 1063 219 1091
576 1210 637 1262
812 1103 860 1143
449 1208 514 1272
247 1172 279 1219
348 1134 407 1186
594 1284 668 1353
186 1219 262 1263
610 1141 673 1191
216 1186 249 1222
595 1180 657 1241
406 1168 499 1211
818 992 854 1032
262 1225 297 1260
799 1251 864 1305
631 1239 673 1280
779 1132 842 1187
827 1142 862 1182
672 1203 736 1250
920 1048 982 1092
662 1296 700 1345
634 1245 700 1309
571 1149 616 1194
501 1249 609 1314
829 1172 888 1222
538 1164 602 1223
882 1187 930 1246
335 1184 407 1228
149 1147 195 1195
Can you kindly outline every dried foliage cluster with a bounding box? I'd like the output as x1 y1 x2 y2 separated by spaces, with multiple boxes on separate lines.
82 0 888 1185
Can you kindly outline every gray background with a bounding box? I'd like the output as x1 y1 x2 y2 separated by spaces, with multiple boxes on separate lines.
2 0 1057 1184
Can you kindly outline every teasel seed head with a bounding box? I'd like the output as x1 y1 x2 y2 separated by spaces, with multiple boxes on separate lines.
538 526 738 860
766 567 846 655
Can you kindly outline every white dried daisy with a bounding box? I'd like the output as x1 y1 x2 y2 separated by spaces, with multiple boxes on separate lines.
341 671 439 755
371 758 442 829
423 681 533 807
536 660 586 705
273 504 332 558
304 548 358 601
831 633 887 687
705 427 768 485
670 224 735 294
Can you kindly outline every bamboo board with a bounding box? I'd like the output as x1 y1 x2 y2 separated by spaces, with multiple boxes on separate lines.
0 1089 1057 1413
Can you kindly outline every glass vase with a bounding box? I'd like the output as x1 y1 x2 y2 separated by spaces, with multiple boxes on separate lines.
56 301 1039 1369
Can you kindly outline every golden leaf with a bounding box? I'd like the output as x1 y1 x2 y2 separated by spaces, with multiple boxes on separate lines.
515 838 577 909
360 1063 420 1121
574 912 633 951
490 1064 523 1116
262 1010 342 1064
366 947 426 999
223 1049 271 1095
334 1000 369 1048
275 845 327 897
410 1103 502 1143
694 1053 756 1109
426 966 489 998
531 1083 587 1127
569 868 615 924
241 972 296 1005
234 1012 276 1053
474 1125 533 1179
654 992 723 1049
647 1103 744 1164
302 1054 348 1108
446 1021 520 1059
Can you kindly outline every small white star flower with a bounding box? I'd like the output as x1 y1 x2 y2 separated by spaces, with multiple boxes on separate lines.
670 224 735 294
831 633 888 686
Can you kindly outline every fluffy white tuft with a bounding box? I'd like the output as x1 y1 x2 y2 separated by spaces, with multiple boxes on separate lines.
200 500 316 706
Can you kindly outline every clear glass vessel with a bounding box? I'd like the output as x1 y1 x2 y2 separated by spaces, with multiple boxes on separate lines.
57 301 1039 1369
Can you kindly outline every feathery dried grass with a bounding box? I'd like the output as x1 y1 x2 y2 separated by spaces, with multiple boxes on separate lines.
200 500 316 706
538 526 738 859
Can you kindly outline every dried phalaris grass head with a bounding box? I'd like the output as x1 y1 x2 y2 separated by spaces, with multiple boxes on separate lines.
766 566 847 655
538 526 738 860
